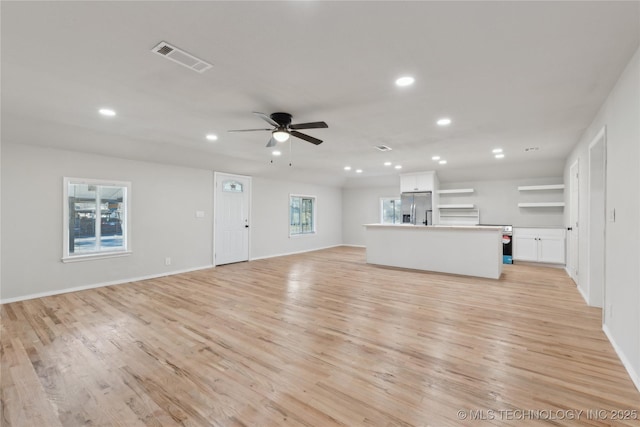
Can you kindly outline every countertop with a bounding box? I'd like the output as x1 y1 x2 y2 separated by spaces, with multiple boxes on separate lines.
513 225 566 229
363 224 502 231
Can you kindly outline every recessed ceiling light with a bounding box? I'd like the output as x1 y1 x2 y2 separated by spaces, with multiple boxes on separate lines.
206 134 218 141
99 108 116 117
432 156 440 161
344 166 351 171
495 154 505 159
395 165 402 169
439 160 447 165
395 76 415 87
492 148 503 153
272 150 281 156
356 169 363 173
384 161 392 166
437 118 451 126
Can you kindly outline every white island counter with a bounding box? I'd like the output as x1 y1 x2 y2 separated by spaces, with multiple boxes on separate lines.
364 224 503 279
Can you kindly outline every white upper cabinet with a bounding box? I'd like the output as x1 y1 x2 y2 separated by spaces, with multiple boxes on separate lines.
400 174 420 192
400 171 438 193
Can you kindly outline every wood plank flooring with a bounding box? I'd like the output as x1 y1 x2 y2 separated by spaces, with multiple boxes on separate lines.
1 246 639 426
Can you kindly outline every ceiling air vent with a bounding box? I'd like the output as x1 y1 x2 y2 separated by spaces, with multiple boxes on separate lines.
151 41 213 73
375 145 392 152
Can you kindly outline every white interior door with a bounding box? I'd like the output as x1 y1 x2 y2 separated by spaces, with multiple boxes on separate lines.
568 160 580 283
214 173 250 266
588 128 606 308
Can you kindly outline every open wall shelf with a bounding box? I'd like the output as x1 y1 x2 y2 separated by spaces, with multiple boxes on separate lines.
518 184 565 191
518 202 565 208
437 204 475 209
518 183 565 209
437 188 475 194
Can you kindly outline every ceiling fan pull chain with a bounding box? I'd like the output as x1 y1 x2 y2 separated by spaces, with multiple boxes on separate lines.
289 139 293 167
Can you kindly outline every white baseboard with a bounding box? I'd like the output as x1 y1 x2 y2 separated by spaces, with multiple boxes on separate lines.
341 244 366 248
3 245 355 303
513 260 565 269
576 284 589 305
0 264 214 305
250 244 344 261
603 324 640 392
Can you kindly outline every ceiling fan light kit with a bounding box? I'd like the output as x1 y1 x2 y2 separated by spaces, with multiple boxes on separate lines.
272 130 290 142
229 111 328 147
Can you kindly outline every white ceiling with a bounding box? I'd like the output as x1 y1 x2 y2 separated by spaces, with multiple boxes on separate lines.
1 1 638 186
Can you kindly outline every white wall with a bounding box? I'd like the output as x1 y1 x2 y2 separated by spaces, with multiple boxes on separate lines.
342 185 400 246
342 177 564 246
564 46 640 390
250 176 343 259
439 178 565 227
1 143 214 302
0 144 344 302
0 128 2 295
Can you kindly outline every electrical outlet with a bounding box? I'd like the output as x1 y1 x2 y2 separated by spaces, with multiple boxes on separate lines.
195 210 205 218
165 257 171 266
608 304 613 320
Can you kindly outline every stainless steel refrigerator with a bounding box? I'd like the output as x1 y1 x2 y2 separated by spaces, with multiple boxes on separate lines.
401 192 433 225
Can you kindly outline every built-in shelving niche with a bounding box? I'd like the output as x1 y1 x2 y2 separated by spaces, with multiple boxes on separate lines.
438 208 479 226
437 189 478 224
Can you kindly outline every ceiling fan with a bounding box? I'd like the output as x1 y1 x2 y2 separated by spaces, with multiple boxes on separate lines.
229 112 328 147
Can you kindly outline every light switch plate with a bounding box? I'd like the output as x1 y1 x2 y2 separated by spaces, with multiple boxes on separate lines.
607 208 615 223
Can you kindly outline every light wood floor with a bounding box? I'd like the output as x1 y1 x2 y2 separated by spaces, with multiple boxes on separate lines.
1 247 639 426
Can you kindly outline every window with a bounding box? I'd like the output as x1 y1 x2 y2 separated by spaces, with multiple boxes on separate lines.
222 180 243 193
289 195 316 236
380 197 402 224
63 178 131 262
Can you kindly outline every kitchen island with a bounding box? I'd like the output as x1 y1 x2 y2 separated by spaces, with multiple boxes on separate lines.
364 224 503 279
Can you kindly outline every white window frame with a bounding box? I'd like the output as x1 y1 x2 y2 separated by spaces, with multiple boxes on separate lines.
289 194 317 237
380 196 402 224
62 177 132 262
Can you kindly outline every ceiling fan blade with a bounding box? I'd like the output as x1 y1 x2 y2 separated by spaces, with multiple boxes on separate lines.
228 128 272 132
253 112 279 127
266 136 278 148
290 130 323 145
289 121 328 130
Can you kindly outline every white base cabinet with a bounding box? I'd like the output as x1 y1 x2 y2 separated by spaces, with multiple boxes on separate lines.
513 228 566 264
364 224 503 279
